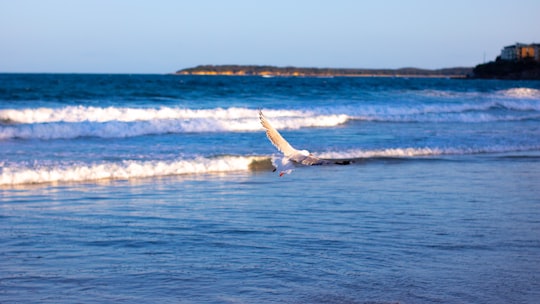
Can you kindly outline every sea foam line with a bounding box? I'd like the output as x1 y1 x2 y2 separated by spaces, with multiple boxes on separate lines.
3 145 539 185
0 107 314 124
2 101 540 128
0 156 271 186
348 100 540 117
416 87 540 100
0 114 349 140
317 145 540 159
318 147 445 159
499 87 540 99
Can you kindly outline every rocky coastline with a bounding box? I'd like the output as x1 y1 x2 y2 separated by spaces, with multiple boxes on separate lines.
471 59 540 80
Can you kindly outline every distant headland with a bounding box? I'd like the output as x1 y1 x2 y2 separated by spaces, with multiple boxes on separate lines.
175 65 473 78
176 43 540 80
471 43 540 80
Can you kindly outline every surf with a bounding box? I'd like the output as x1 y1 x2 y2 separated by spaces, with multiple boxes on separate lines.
0 156 274 186
317 145 540 159
0 107 349 140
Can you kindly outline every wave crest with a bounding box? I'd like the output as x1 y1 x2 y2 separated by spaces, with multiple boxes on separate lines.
319 147 444 159
0 156 271 186
0 106 347 125
348 99 540 123
318 145 540 159
499 88 540 99
0 107 349 139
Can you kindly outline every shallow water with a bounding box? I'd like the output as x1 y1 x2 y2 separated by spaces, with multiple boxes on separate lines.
2 155 539 303
1 74 540 303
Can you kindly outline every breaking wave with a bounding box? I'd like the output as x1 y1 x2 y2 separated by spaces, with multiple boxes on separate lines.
498 88 540 99
0 107 304 124
0 106 346 125
0 107 348 140
2 145 538 185
1 97 540 140
345 87 540 122
417 87 540 100
317 145 540 159
318 147 446 159
341 98 540 123
0 156 273 186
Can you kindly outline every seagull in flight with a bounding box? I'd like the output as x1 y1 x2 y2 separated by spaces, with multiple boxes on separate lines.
259 110 350 175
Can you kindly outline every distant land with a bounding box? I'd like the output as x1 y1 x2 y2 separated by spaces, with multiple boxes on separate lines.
472 59 540 80
471 43 540 80
175 65 473 78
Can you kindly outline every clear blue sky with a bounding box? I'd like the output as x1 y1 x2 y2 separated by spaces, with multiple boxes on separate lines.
1 0 539 73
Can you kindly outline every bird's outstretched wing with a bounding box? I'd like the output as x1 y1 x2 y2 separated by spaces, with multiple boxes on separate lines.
259 110 297 157
259 110 326 166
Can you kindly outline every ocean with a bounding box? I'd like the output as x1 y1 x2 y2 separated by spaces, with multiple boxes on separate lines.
1 74 539 303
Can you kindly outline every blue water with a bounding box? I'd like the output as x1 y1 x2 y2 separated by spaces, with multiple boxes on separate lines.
1 74 540 303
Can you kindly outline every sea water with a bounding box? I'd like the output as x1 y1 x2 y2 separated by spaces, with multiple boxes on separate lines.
1 74 539 303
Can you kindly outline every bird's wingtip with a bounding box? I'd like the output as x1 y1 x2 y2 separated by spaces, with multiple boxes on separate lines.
258 109 267 125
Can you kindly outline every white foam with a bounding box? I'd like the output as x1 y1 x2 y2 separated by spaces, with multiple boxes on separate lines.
318 147 445 159
418 88 540 100
0 106 321 124
347 99 540 123
317 145 540 159
2 101 539 140
0 107 349 139
0 156 267 186
499 88 540 99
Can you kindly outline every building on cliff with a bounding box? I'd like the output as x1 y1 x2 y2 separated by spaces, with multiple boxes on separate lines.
500 43 540 62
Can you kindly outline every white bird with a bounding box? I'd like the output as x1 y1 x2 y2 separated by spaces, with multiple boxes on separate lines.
259 110 351 175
